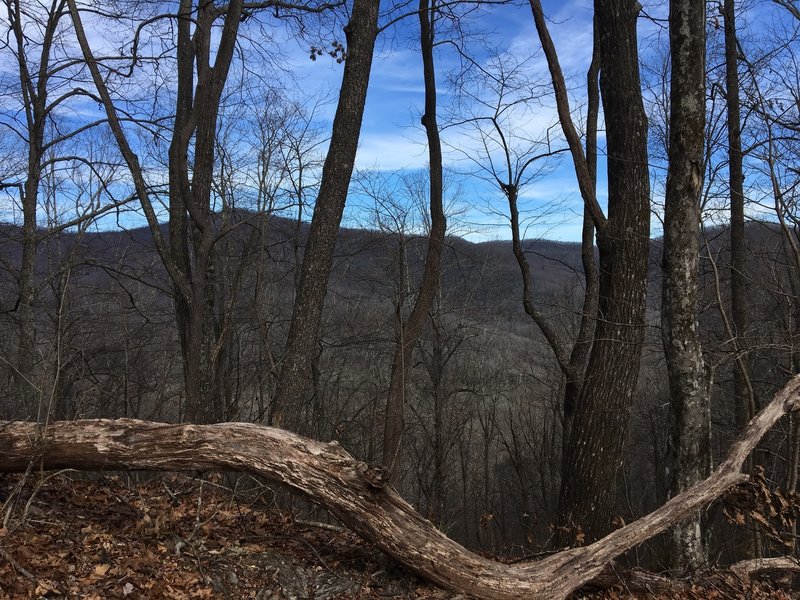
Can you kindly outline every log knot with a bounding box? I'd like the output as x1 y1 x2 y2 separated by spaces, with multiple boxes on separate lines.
784 394 800 413
356 462 389 490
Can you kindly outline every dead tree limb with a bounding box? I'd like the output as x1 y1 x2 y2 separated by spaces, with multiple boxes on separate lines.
1 374 799 599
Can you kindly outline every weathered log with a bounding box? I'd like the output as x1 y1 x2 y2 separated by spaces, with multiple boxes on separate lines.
729 557 800 585
1 374 799 599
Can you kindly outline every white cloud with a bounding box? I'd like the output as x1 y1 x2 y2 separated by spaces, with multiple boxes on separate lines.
355 130 429 171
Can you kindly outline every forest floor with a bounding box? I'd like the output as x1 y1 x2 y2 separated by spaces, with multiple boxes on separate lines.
0 473 797 599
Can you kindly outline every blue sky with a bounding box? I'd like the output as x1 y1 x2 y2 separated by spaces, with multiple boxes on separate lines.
364 0 601 241
275 0 603 241
1 0 793 242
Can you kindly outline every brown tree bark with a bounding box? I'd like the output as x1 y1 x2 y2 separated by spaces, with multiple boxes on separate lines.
661 0 710 571
272 0 380 427
529 0 650 544
2 375 799 600
382 0 446 477
551 0 652 544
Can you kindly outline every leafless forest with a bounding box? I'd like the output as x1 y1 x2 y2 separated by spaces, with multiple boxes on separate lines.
1 0 799 596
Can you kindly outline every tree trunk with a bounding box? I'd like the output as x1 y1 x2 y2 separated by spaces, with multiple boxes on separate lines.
723 0 761 559
66 0 232 423
2 375 799 600
168 0 245 423
382 0 447 477
556 0 651 544
563 15 601 455
7 0 64 417
661 0 710 571
724 0 752 433
273 0 380 427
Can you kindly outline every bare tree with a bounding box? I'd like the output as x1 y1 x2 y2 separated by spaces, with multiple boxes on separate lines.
447 43 601 478
529 0 652 543
724 0 755 440
1 0 126 416
65 0 341 423
272 0 381 427
382 0 447 479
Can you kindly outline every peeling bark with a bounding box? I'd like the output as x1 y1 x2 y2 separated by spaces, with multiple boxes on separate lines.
2 376 799 599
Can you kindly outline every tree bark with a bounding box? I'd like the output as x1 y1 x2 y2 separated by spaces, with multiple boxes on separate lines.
2 375 799 600
661 0 710 571
555 0 652 544
273 0 380 427
724 0 753 435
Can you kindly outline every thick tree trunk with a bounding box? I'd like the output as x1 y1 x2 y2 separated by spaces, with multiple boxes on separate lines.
2 375 799 600
273 0 380 427
382 0 446 476
661 0 710 571
556 0 651 544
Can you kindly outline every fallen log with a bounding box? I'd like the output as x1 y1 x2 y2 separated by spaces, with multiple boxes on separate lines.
729 557 800 585
1 374 799 599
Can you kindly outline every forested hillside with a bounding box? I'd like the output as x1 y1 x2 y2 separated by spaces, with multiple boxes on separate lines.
0 218 797 560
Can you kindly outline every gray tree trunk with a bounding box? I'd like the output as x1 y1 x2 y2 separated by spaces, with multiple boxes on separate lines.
661 0 710 572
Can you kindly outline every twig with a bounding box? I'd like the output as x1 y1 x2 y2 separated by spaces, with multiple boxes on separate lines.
295 518 347 533
0 546 37 583
2 461 34 530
